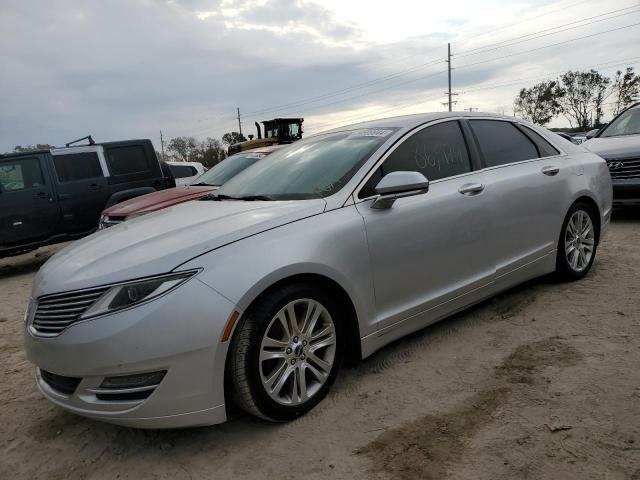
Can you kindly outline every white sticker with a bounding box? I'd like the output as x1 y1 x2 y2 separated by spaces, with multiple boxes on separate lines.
244 153 267 159
348 129 393 138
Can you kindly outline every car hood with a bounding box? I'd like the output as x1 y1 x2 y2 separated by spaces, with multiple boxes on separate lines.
35 199 327 297
583 135 640 159
102 185 216 217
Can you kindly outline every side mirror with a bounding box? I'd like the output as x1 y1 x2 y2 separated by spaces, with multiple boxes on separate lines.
585 129 600 139
371 171 429 209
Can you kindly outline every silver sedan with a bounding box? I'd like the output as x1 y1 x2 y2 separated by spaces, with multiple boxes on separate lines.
24 112 612 428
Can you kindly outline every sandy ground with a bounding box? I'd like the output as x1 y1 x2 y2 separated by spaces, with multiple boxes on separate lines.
1 211 639 480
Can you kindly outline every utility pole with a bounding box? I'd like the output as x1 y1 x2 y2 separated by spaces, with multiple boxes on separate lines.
443 43 458 111
236 107 243 136
159 130 165 160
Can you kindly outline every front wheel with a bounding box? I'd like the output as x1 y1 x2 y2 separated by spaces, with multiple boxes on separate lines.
227 283 344 422
555 202 598 281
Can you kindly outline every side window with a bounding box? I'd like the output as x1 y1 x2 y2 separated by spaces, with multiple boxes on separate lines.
53 152 103 182
168 164 198 178
105 145 150 175
0 157 45 191
469 120 539 167
359 121 471 198
520 125 560 157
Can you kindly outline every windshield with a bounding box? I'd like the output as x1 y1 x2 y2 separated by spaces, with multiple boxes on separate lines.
215 128 397 200
190 152 266 186
600 108 640 138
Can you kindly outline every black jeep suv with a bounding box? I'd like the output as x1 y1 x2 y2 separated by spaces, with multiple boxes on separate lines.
0 139 174 257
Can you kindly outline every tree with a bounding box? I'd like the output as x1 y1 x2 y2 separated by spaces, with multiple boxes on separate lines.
13 144 54 152
514 80 564 125
222 132 246 146
559 70 610 131
166 136 199 162
199 137 227 168
611 67 640 116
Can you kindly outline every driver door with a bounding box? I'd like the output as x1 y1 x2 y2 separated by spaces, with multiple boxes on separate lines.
354 120 496 338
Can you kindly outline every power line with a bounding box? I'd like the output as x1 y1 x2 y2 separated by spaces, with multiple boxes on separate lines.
168 4 640 140
451 0 599 46
225 12 640 129
455 6 640 59
240 59 445 118
307 56 640 133
457 22 640 71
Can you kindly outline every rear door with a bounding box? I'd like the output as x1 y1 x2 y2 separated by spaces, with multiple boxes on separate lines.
50 147 109 232
467 119 569 282
0 154 59 245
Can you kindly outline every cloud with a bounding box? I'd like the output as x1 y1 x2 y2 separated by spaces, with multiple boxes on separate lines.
1 0 639 152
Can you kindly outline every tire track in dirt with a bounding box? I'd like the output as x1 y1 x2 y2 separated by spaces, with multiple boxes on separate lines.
356 337 582 480
280 282 543 432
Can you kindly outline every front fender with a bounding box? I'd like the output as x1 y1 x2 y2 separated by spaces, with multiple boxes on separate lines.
178 205 377 337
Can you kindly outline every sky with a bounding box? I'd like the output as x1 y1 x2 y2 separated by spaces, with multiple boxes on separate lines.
1 0 639 152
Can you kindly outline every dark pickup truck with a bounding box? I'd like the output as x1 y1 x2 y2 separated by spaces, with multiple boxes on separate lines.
0 139 174 257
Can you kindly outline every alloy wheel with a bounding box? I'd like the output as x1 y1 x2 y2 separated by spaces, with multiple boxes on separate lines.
259 298 336 406
564 209 595 273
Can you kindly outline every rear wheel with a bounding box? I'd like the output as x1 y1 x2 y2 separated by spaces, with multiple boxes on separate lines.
228 283 344 421
555 202 598 280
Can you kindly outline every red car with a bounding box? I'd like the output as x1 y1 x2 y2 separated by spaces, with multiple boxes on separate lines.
99 146 281 229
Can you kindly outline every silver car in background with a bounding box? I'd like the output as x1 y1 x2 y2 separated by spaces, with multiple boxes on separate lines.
24 112 612 428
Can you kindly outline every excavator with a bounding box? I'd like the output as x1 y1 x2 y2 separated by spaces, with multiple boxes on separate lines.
227 118 304 155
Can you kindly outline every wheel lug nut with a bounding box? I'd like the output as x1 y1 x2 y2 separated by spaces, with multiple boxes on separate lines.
302 340 307 346
286 348 292 354
301 354 306 360
293 336 299 343
291 359 296 365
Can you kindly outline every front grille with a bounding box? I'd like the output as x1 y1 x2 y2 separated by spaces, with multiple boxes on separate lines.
40 370 81 395
606 157 640 179
32 287 109 336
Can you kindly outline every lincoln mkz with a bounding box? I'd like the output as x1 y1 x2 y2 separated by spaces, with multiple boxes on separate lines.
24 112 612 428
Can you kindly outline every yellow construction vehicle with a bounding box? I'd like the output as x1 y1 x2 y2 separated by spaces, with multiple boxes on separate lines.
228 118 303 155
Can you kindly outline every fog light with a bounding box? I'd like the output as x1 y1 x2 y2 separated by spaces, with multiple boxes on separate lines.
100 370 166 389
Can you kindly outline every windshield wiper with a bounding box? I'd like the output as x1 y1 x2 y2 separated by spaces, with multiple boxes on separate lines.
190 182 217 187
203 193 274 201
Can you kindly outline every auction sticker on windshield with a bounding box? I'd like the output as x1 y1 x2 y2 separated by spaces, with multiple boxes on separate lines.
348 129 394 137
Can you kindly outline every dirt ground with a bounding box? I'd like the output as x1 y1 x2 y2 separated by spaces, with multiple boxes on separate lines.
1 210 639 480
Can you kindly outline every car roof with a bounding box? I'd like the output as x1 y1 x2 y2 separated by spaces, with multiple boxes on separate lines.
166 161 205 166
237 145 285 155
319 111 516 135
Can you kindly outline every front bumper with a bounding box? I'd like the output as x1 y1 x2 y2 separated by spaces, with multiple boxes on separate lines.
612 179 640 205
24 278 237 428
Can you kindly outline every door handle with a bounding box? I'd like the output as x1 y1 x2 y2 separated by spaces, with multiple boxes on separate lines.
458 183 485 195
58 193 71 200
541 166 560 176
33 191 49 200
87 183 102 191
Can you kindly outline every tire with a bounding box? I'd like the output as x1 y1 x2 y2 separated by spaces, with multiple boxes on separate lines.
227 283 344 422
555 202 598 281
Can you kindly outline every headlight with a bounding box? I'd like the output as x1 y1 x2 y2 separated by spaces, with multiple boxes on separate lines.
81 270 198 319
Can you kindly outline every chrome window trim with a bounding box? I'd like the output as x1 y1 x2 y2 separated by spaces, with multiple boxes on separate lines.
350 116 569 204
351 117 468 202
